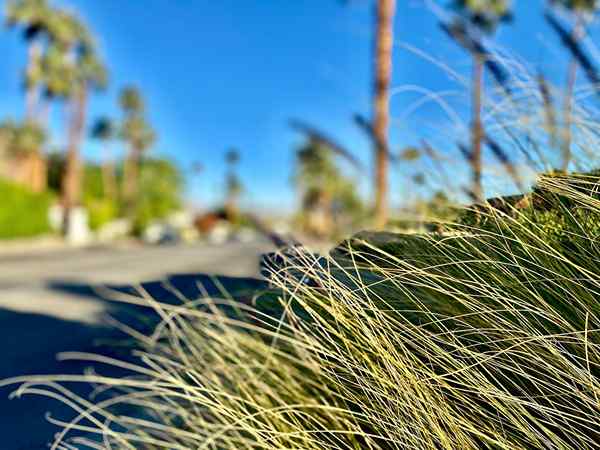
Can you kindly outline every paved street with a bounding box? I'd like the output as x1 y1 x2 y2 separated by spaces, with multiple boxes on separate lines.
0 240 273 449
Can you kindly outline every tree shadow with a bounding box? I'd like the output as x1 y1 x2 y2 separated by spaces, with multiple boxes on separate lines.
0 272 269 449
0 307 127 450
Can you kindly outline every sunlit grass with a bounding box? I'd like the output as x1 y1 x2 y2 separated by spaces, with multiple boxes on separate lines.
4 175 600 449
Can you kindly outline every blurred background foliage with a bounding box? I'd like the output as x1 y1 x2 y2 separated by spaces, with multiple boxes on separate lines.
132 158 183 234
3 0 600 243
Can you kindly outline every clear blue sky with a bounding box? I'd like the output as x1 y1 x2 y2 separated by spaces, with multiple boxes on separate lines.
0 0 591 211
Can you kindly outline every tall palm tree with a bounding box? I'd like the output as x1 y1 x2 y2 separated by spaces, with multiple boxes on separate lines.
58 18 108 232
91 117 117 199
5 0 50 121
372 0 396 229
294 138 336 236
38 9 82 128
119 86 156 212
4 0 54 192
293 138 365 236
550 0 598 171
451 0 512 202
224 148 242 220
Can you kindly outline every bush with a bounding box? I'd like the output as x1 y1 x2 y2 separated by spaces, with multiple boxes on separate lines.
0 179 53 239
131 157 183 234
82 165 118 230
85 198 118 231
5 175 600 448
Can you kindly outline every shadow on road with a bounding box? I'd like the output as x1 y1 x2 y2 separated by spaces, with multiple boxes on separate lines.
0 272 269 450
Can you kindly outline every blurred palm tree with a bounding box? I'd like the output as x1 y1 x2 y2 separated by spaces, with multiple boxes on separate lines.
119 86 144 114
341 0 395 228
295 139 336 235
119 86 156 212
90 117 117 200
38 9 83 127
451 0 512 202
372 0 396 229
5 0 51 121
225 148 240 166
549 0 598 171
225 148 242 221
60 23 108 231
4 0 54 193
294 138 363 236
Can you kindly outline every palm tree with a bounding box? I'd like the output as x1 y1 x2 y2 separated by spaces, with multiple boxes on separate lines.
121 116 156 207
339 0 396 228
450 0 512 202
38 9 83 128
5 0 51 121
224 149 242 220
225 148 240 166
119 86 156 212
294 139 333 236
119 86 144 114
4 0 54 192
550 0 598 171
58 18 108 232
91 117 117 200
372 0 396 229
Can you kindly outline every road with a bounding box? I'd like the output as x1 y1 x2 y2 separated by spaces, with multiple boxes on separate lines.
0 240 273 449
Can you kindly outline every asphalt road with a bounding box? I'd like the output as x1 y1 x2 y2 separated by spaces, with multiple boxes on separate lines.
0 240 273 449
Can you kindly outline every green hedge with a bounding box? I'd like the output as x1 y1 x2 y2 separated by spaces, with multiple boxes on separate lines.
0 179 53 239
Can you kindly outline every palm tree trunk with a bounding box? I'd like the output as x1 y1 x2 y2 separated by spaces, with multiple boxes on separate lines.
102 143 117 200
373 0 396 229
38 98 51 129
25 40 41 121
62 88 88 233
322 189 334 237
561 15 584 172
123 146 141 214
225 189 237 223
471 53 484 203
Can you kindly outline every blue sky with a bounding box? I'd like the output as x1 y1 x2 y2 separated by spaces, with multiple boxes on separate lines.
0 0 593 211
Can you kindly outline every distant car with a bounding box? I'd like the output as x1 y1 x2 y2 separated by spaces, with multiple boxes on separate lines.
156 225 181 245
144 222 181 245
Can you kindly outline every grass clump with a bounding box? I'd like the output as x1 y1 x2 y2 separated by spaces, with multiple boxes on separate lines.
5 175 600 449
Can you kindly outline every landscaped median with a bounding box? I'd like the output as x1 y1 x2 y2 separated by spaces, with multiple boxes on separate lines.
3 174 600 449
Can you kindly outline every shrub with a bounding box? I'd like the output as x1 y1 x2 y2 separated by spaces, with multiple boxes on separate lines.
131 157 183 234
5 175 600 448
81 165 118 230
0 178 53 239
85 198 118 231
